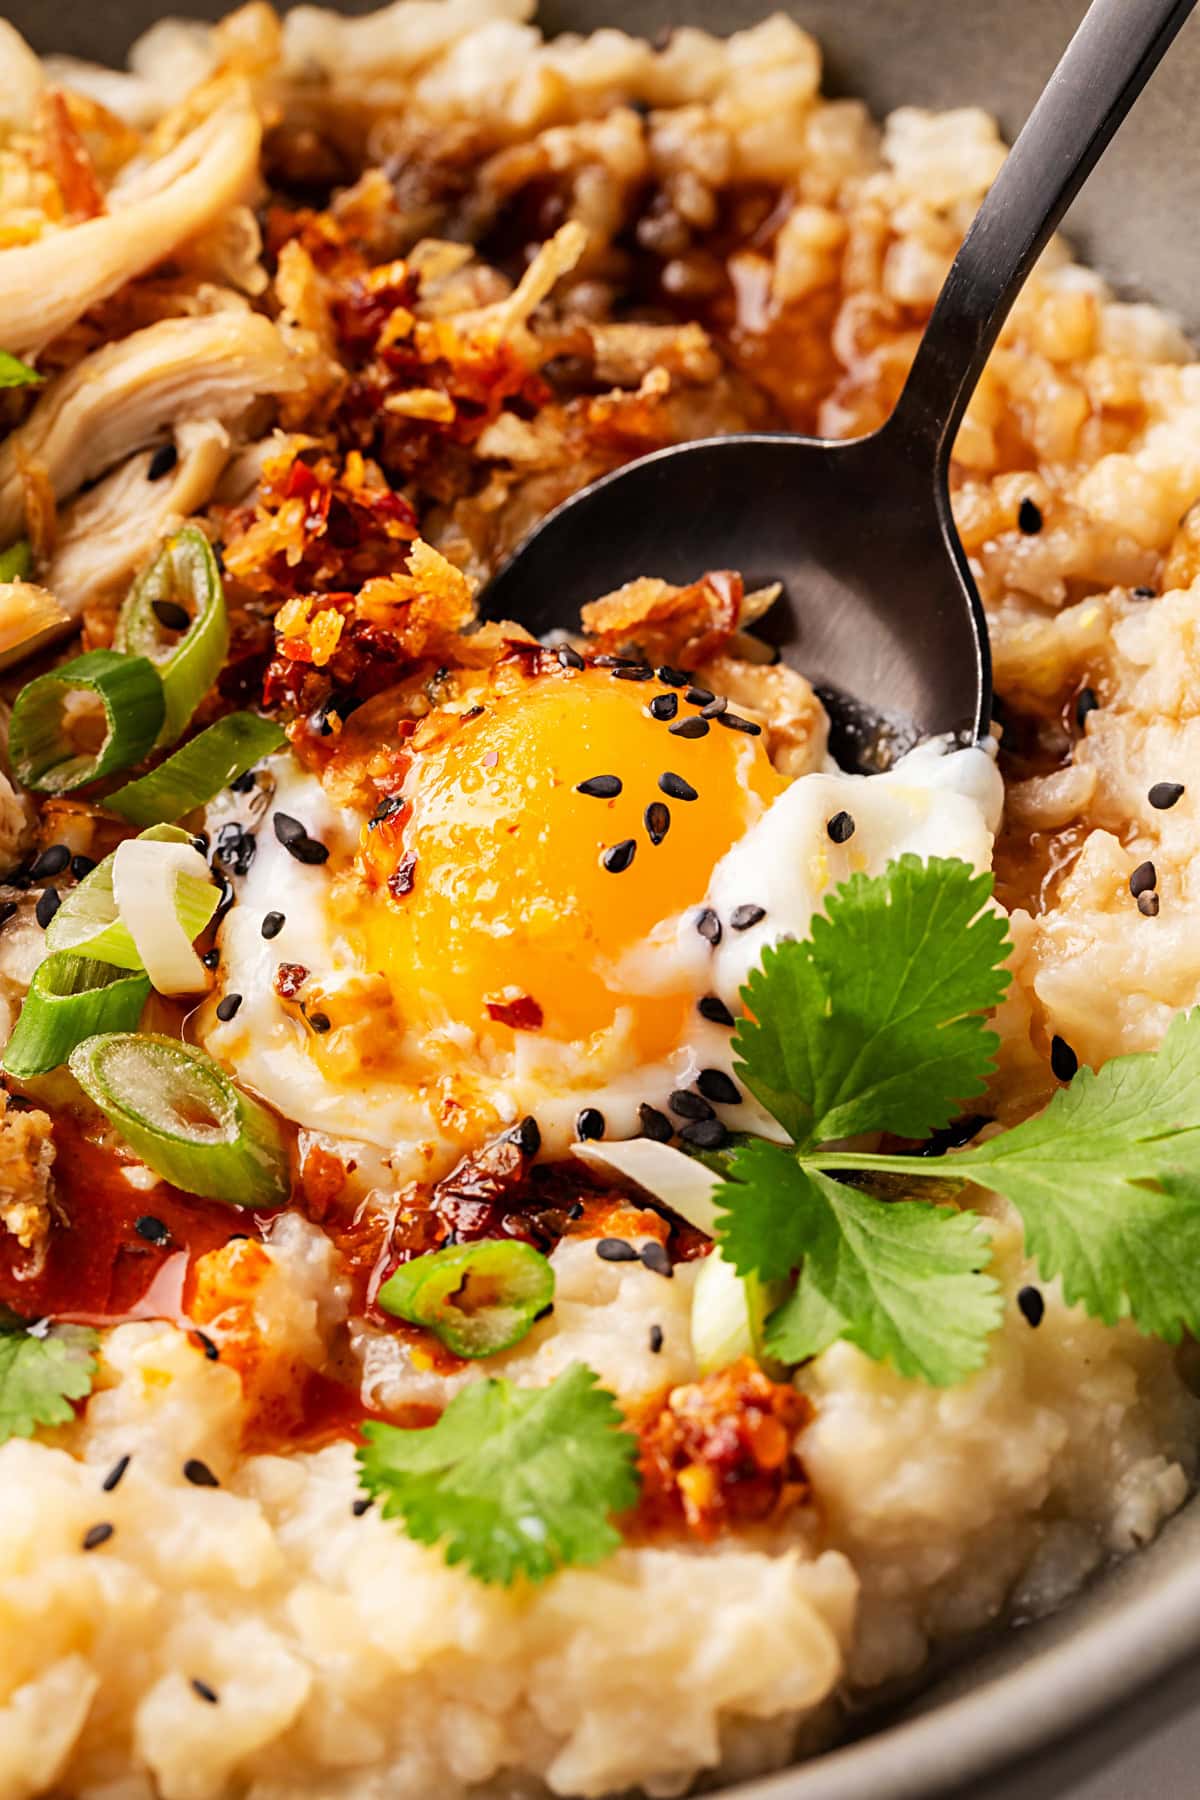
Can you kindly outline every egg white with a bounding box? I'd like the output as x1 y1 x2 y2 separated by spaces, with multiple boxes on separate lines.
200 739 1003 1182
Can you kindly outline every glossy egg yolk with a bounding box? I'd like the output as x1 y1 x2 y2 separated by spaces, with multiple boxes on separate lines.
358 665 786 1059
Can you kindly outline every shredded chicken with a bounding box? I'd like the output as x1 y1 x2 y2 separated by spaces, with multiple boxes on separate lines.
0 96 262 356
0 312 301 542
0 1107 55 1264
43 420 232 647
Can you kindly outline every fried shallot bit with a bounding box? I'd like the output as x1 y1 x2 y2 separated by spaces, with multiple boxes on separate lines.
581 568 746 668
35 89 106 222
634 1356 813 1540
0 1105 56 1269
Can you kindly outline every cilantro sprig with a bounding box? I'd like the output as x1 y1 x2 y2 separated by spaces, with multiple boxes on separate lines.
356 1362 639 1585
0 351 42 390
716 854 1200 1384
0 1310 99 1441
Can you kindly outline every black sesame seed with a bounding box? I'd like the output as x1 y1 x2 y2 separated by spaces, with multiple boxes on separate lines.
190 1679 219 1705
273 814 329 864
147 442 179 482
1075 687 1099 731
509 1115 541 1157
685 686 714 706
307 1011 332 1033
229 768 257 795
669 1089 714 1121
261 911 285 939
135 1215 171 1246
102 1454 131 1493
644 801 670 846
602 839 637 874
698 995 735 1027
1017 497 1043 534
649 1324 664 1354
596 1238 639 1263
698 1068 741 1106
213 822 256 877
715 712 761 735
566 1201 586 1220
352 1496 373 1517
679 1116 728 1149
730 903 766 931
215 993 242 1023
638 1103 673 1142
369 794 405 826
826 811 856 845
1138 890 1161 917
1129 861 1157 898
700 696 728 718
200 948 220 971
639 1240 673 1278
30 844 70 880
576 1107 605 1140
656 666 691 687
195 1331 220 1361
183 1458 220 1488
695 907 721 945
918 1114 991 1156
1017 1285 1045 1328
70 854 96 880
151 597 190 631
1148 782 1185 810
82 1522 114 1551
659 771 697 802
648 692 678 721
557 644 585 670
34 887 60 928
613 664 653 682
669 715 709 739
1132 586 1156 600
1050 1035 1078 1082
577 774 622 799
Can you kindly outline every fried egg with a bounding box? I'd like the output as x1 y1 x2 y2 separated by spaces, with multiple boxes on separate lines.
200 662 1003 1182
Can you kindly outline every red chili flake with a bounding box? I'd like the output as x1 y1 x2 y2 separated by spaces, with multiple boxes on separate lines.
388 852 417 899
275 962 310 1000
485 994 544 1031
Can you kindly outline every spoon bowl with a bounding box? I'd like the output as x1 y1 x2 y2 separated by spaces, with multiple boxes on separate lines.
479 0 1194 766
479 423 988 771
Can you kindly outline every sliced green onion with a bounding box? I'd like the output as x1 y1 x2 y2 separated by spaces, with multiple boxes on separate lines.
114 527 228 746
46 824 217 973
690 1251 778 1376
105 713 287 828
8 649 165 794
0 350 41 389
68 1033 290 1208
111 836 215 994
378 1240 555 1359
0 538 33 583
574 1139 721 1237
2 956 150 1078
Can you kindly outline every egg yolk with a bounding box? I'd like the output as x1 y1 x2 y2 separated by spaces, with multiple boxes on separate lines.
357 664 786 1059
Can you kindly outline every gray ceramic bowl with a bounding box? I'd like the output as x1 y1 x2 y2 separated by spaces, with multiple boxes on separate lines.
9 1 1200 1794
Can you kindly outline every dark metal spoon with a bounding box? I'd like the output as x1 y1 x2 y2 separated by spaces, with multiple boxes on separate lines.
480 0 1195 768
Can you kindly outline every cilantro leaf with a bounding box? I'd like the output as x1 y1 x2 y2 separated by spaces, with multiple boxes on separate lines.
0 351 42 390
948 1009 1200 1339
734 856 1011 1150
356 1362 640 1585
714 1142 1000 1384
0 1311 99 1441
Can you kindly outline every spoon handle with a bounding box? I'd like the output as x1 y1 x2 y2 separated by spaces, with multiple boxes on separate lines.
887 0 1196 461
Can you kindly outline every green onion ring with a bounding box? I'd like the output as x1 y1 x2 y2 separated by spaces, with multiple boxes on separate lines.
377 1240 555 1358
105 713 287 828
8 649 165 794
68 1033 290 1209
46 824 216 970
114 526 228 746
2 957 150 1078
0 539 33 583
